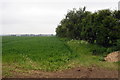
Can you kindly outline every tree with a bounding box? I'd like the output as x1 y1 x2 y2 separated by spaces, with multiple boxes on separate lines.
56 8 120 47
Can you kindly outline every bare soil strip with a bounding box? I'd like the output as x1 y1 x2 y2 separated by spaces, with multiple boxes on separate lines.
3 66 118 78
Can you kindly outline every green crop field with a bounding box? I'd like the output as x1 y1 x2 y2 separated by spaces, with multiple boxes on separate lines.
2 36 118 77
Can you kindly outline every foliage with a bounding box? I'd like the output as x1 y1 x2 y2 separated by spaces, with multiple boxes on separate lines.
114 39 120 51
56 8 120 47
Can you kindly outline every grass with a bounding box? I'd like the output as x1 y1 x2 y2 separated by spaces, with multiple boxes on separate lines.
2 36 119 77
66 40 118 70
2 36 77 72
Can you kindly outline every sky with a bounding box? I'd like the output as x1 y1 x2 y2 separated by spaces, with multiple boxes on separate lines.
0 0 120 35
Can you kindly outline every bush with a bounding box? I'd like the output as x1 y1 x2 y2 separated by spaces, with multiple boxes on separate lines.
114 39 120 51
106 48 114 53
116 39 120 50
56 8 120 47
91 47 107 55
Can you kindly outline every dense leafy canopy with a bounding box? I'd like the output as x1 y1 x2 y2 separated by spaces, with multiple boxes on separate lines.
56 7 120 47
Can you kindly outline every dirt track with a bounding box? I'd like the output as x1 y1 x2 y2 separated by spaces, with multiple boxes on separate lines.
3 66 118 78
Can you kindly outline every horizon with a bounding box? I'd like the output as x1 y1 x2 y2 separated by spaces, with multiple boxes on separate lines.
0 33 55 36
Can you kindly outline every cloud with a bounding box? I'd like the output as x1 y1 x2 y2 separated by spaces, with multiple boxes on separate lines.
0 0 119 34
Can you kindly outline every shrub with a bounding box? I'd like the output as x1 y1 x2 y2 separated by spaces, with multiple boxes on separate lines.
106 47 115 53
116 39 120 50
108 39 120 52
91 47 107 55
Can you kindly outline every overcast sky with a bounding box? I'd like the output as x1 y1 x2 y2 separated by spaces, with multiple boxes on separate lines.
0 0 119 35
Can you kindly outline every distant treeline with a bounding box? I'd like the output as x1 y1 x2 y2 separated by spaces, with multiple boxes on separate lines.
56 7 120 47
3 34 54 36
